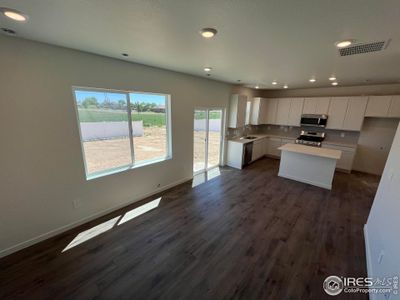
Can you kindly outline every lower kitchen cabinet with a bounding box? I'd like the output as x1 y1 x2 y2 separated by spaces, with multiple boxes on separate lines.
252 139 265 161
266 137 282 157
322 143 356 172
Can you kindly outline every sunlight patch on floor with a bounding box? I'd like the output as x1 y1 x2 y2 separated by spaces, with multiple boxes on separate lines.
62 197 162 252
192 168 221 187
117 197 161 226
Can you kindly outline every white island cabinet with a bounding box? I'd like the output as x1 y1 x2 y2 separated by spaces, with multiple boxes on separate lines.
278 144 342 190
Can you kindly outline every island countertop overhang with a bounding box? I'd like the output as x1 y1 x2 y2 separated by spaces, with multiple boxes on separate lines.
278 143 342 160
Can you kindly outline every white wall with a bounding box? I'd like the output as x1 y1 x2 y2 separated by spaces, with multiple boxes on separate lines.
353 118 399 175
365 122 400 300
0 35 232 257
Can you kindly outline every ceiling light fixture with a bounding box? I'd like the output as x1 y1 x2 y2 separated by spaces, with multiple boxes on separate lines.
335 40 354 48
332 82 338 86
1 8 28 22
283 85 288 89
200 28 217 38
329 76 336 81
309 78 316 83
122 53 129 57
204 67 212 72
272 81 277 85
255 85 259 89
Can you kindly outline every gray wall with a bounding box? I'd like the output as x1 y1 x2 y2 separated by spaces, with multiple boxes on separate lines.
365 122 400 296
353 118 399 175
0 35 232 256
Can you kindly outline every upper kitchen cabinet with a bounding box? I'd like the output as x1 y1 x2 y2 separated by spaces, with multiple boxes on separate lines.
303 97 330 114
228 94 247 128
250 97 268 125
275 98 292 125
326 97 348 130
342 96 368 131
287 98 304 126
388 96 400 118
365 96 391 117
265 98 278 124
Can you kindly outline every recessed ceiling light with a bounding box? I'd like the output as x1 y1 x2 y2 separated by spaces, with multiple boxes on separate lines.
200 28 217 38
1 8 28 22
255 85 259 89
283 85 288 89
309 78 316 83
329 76 336 81
204 67 212 72
332 82 338 86
335 40 354 48
272 81 277 85
237 80 241 82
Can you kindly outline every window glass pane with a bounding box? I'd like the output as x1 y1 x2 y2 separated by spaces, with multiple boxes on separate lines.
75 90 132 176
207 110 222 168
129 93 168 163
193 110 207 172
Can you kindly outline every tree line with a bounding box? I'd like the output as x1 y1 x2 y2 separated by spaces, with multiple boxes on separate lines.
79 97 160 113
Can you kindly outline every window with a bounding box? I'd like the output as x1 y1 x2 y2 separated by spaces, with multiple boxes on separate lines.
73 87 171 179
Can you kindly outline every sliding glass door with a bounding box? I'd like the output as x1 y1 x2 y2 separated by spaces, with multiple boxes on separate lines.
193 108 223 174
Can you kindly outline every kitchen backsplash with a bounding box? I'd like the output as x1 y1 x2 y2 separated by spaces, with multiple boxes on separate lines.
227 125 360 145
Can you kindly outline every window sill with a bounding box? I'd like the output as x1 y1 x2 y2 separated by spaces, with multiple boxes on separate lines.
86 156 172 181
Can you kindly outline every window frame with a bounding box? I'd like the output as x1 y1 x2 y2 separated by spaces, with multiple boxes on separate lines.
72 86 172 180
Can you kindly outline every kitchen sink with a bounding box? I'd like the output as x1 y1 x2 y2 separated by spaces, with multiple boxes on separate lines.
240 136 258 140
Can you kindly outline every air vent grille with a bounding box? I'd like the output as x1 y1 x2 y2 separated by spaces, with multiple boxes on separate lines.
339 41 388 56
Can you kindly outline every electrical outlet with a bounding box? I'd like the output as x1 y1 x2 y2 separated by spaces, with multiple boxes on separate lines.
388 170 394 181
340 132 345 138
72 198 82 209
378 250 384 264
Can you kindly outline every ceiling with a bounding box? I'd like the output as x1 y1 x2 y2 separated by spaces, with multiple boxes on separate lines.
1 0 400 89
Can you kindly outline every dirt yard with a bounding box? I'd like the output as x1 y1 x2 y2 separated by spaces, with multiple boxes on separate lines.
83 127 221 174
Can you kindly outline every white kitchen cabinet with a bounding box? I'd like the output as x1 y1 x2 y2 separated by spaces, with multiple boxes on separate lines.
265 98 278 124
322 143 356 172
365 96 391 117
267 137 282 157
287 98 304 126
303 97 330 114
388 95 400 118
342 97 368 131
275 98 291 125
326 97 348 130
252 139 264 161
228 94 247 128
250 98 268 125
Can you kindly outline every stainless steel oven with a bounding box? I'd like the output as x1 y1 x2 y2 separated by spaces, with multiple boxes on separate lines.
300 114 328 127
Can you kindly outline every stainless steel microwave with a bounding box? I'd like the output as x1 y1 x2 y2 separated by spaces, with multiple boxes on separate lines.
300 114 328 127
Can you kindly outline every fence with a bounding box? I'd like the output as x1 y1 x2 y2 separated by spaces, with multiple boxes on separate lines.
80 121 144 141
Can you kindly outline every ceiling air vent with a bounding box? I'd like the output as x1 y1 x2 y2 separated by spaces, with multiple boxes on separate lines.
338 40 390 56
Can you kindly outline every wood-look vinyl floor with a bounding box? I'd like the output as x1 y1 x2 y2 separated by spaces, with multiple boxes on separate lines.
0 158 380 300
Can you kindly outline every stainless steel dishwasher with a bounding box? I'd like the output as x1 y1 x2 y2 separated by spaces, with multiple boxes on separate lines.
243 142 253 167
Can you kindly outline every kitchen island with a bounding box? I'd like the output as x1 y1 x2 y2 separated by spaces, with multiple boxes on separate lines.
278 143 342 190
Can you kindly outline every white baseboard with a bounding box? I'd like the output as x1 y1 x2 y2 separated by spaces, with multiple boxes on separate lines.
0 176 193 259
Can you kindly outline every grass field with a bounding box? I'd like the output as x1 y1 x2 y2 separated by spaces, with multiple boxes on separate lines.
78 109 221 127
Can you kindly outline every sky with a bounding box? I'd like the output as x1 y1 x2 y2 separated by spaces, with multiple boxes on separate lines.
75 90 166 105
